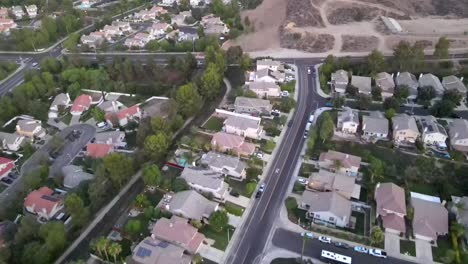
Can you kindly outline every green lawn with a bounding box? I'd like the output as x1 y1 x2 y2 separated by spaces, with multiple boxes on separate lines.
299 163 318 177
285 197 308 224
432 237 453 262
410 183 438 196
203 116 225 132
60 113 72 125
292 182 305 194
0 184 7 193
193 133 212 147
224 201 244 216
351 211 365 236
260 139 276 154
226 178 253 197
200 225 235 250
400 240 416 256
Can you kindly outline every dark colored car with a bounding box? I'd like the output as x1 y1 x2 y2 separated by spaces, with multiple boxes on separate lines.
8 172 18 179
1 178 13 184
288 120 293 127
255 190 262 198
334 242 350 249
325 101 333 107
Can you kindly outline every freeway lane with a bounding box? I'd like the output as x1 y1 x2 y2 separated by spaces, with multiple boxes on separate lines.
273 228 415 264
225 64 315 264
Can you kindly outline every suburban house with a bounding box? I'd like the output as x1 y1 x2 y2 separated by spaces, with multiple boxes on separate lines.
177 30 198 42
450 196 468 240
306 169 360 200
362 111 388 141
255 68 285 83
351 75 371 95
0 8 8 18
151 215 205 254
299 191 352 228
149 22 171 38
201 14 229 35
337 107 358 134
171 11 192 26
419 73 444 98
94 131 126 147
16 119 46 139
318 150 361 177
0 157 14 179
102 25 122 38
448 119 468 153
256 59 284 72
97 100 121 113
70 94 92 115
48 93 71 119
234 97 272 116
62 165 94 189
125 33 155 48
160 190 219 221
392 114 419 144
132 236 191 264
331 69 349 94
134 6 167 21
417 115 448 148
223 114 262 139
80 34 104 49
111 21 132 32
200 151 247 180
12 6 24 19
375 183 406 234
442 75 467 94
132 237 191 264
180 167 229 202
105 105 141 127
211 132 256 157
248 81 281 98
0 132 25 151
375 72 395 98
395 72 419 100
0 18 17 34
411 192 448 242
86 143 113 159
23 187 64 222
25 5 37 18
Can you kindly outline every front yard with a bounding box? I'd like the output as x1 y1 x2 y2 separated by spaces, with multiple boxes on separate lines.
400 240 416 257
200 225 235 250
226 178 256 198
224 201 244 216
259 139 276 154
285 197 308 224
350 211 365 236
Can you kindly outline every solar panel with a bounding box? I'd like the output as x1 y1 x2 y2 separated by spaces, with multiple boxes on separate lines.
136 247 152 258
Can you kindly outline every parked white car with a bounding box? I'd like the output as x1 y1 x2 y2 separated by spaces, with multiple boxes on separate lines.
369 249 387 258
297 178 308 185
281 91 290 97
318 236 331 244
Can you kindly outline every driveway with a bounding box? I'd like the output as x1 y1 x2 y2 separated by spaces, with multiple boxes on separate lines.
199 244 224 263
385 233 401 257
415 239 433 263
225 194 250 208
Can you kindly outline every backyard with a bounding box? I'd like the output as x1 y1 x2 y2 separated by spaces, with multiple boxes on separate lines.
226 178 256 198
400 240 416 257
259 139 276 154
432 236 454 263
200 225 235 250
285 197 308 225
350 211 365 236
224 201 244 216
202 116 225 132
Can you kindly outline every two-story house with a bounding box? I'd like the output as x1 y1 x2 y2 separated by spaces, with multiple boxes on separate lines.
0 157 14 179
448 119 468 153
442 75 467 94
149 22 171 38
419 73 444 98
0 132 25 152
411 192 448 242
70 94 92 115
362 111 388 141
351 75 371 95
337 107 358 134
248 81 281 98
211 132 256 157
234 97 272 116
331 69 349 94
306 169 360 200
48 93 71 119
299 191 352 228
417 115 448 148
105 105 141 127
375 72 395 98
318 150 361 177
395 72 419 100
392 114 419 145
256 59 284 72
200 151 246 180
24 187 64 223
375 183 406 234
132 236 192 264
223 114 262 139
16 119 46 139
180 167 229 202
161 190 219 221
25 5 37 18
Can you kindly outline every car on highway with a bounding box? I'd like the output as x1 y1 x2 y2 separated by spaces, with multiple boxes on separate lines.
301 232 314 239
318 236 331 244
354 246 368 253
255 190 262 198
303 131 308 139
369 249 387 258
334 242 350 249
8 172 18 179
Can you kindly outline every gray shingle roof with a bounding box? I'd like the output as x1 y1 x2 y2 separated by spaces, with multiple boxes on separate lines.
167 190 218 220
180 167 224 190
351 76 371 93
94 131 125 144
395 72 418 93
392 114 418 133
442 75 467 94
248 81 281 91
224 115 260 131
418 115 447 136
362 114 389 135
375 72 395 94
419 73 444 95
0 132 22 146
301 191 352 221
62 165 94 189
234 97 272 110
200 151 246 174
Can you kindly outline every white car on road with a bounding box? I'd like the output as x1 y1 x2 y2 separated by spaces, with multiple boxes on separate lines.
318 236 331 244
354 246 368 253
369 249 387 258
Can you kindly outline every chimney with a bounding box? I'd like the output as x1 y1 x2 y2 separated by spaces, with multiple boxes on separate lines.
391 73 394 78
461 77 464 82
419 73 423 79
397 72 400 76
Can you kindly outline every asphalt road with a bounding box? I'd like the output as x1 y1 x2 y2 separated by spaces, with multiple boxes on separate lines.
272 228 415 264
224 64 322 264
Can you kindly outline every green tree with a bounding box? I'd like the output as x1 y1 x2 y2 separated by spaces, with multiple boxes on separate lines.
370 226 384 246
418 86 436 102
367 49 385 75
332 95 345 109
144 133 170 161
383 97 400 111
175 83 202 118
246 182 257 196
395 85 410 100
434 37 450 59
368 155 384 183
39 221 67 257
96 237 110 260
345 85 359 97
144 206 161 220
357 94 371 110
92 107 105 122
170 114 185 132
371 86 382 101
431 99 456 117
151 116 170 134
14 215 39 246
124 219 142 237
135 193 150 208
384 108 396 120
443 89 463 105
393 40 413 71
21 241 50 264
142 164 161 186
64 193 90 228
209 210 229 232
172 178 189 192
318 112 334 143
108 242 122 263
201 63 223 100
103 153 134 188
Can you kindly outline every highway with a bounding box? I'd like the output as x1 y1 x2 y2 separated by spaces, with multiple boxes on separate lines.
224 64 320 264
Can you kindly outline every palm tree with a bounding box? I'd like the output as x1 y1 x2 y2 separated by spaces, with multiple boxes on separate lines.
108 242 122 263
96 237 110 261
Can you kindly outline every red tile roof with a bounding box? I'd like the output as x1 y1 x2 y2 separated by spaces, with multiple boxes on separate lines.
23 187 61 216
117 105 140 121
70 95 92 114
0 157 14 178
151 216 204 253
86 143 113 159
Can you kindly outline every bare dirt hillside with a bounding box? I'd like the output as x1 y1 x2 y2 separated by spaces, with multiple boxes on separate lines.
234 0 468 56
